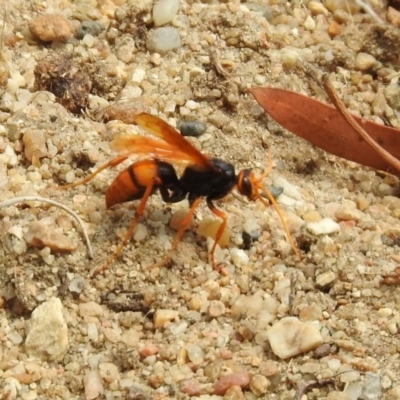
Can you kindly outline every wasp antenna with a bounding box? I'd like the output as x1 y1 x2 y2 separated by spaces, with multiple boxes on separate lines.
258 149 274 182
258 187 300 259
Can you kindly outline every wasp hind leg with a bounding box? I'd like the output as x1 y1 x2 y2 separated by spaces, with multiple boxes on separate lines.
59 155 130 190
91 181 156 276
206 199 229 275
148 197 203 270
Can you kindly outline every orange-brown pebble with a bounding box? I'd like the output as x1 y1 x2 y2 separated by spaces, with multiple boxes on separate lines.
328 20 341 37
29 14 72 42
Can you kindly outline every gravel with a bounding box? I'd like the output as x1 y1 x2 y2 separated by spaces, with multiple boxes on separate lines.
1 0 400 399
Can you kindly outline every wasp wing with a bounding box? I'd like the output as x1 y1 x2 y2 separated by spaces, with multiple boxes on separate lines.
134 113 216 171
111 135 195 165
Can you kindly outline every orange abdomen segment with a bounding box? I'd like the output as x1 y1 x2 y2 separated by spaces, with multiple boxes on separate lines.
106 160 159 208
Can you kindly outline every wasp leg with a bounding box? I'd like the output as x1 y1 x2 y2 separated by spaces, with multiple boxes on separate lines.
206 199 229 274
148 197 203 269
59 155 130 190
91 180 156 276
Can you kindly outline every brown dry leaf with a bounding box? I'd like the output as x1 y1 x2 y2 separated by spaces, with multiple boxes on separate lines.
249 87 400 177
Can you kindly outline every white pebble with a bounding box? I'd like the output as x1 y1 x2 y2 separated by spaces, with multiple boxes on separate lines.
7 71 25 94
82 34 95 47
164 100 176 113
153 0 180 26
280 49 299 68
130 68 146 84
87 323 98 341
4 145 18 166
266 317 323 359
134 223 148 242
185 99 199 110
306 218 340 235
8 225 24 240
186 344 204 365
230 248 249 268
170 320 188 335
146 27 182 54
8 331 23 344
303 15 316 31
316 271 336 287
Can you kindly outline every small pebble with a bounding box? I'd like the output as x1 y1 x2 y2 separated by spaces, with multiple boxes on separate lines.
186 344 204 365
230 248 249 268
249 374 270 396
316 271 336 287
384 82 400 110
180 378 202 396
75 21 104 39
146 27 182 54
266 317 323 359
327 392 351 400
140 342 159 358
387 6 400 28
378 183 393 196
79 301 104 317
84 370 104 400
355 52 378 71
214 371 251 395
308 1 329 16
208 300 226 318
99 362 120 383
325 0 360 14
134 223 148 242
231 295 263 317
121 329 140 347
314 343 331 358
87 323 98 341
25 298 69 362
306 218 340 235
153 309 179 328
23 129 47 164
178 121 207 137
335 204 364 221
153 0 180 26
24 221 77 254
29 14 72 42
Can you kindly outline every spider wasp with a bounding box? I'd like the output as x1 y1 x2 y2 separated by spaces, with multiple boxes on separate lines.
62 113 299 274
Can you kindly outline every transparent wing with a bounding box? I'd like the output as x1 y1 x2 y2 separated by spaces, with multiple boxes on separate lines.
133 113 216 171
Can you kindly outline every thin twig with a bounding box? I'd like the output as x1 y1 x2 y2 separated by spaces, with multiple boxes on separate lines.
321 74 400 175
0 196 94 259
353 0 384 24
299 60 400 176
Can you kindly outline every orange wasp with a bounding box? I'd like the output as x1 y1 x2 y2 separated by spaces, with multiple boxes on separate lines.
62 113 299 274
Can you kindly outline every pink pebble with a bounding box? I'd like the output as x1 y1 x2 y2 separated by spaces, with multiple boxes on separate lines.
140 342 159 358
213 371 251 395
180 378 202 396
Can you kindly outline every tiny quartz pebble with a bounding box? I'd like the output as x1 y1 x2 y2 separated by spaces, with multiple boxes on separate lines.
153 0 180 26
306 218 340 235
146 27 182 54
